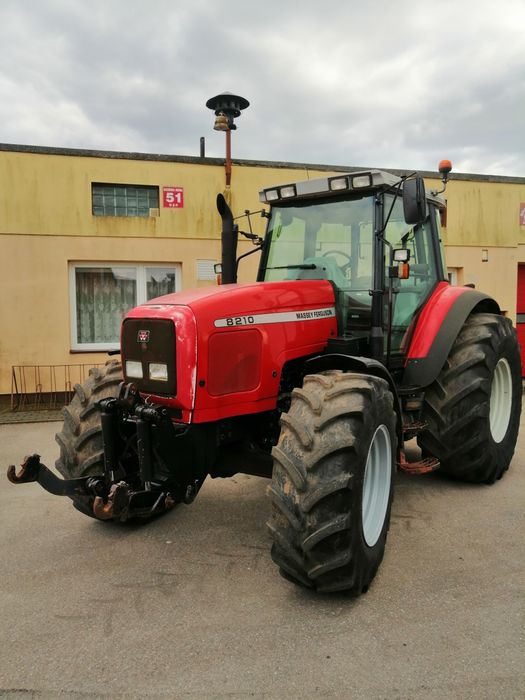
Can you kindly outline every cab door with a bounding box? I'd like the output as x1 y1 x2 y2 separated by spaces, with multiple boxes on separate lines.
383 196 441 359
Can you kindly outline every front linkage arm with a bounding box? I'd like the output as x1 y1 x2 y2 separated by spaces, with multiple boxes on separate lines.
7 453 175 522
7 453 104 497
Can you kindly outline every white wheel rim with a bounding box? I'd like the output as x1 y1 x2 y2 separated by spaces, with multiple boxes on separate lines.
362 424 392 547
489 358 513 443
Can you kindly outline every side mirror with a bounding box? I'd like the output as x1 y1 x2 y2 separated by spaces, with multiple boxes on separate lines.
403 175 427 225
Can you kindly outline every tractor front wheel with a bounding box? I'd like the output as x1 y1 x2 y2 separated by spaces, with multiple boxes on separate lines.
268 371 396 595
55 360 122 515
418 313 522 483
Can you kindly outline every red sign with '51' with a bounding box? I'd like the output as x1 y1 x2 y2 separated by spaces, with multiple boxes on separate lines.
163 187 184 208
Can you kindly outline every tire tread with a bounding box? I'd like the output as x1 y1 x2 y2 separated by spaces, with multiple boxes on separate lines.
268 371 396 595
418 313 521 483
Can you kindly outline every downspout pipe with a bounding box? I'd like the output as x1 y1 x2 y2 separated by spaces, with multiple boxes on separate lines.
216 194 238 284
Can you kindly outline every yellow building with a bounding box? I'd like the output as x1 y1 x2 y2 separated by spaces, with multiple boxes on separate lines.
1 143 524 398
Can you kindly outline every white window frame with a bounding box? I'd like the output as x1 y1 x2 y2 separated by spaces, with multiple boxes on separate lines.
69 262 181 351
447 267 460 286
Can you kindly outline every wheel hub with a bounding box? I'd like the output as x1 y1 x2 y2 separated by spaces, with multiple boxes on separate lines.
489 358 512 443
362 424 391 547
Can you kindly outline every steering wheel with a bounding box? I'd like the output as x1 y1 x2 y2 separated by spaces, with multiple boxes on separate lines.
322 250 352 274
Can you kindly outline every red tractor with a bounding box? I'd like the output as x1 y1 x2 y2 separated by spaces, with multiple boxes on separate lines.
8 163 521 596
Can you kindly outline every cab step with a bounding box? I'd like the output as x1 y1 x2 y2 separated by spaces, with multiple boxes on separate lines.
402 420 428 434
398 453 440 475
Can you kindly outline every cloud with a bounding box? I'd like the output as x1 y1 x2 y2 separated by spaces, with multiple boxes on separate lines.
0 0 523 175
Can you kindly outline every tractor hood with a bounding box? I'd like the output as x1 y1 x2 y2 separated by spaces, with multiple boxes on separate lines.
123 280 338 422
140 279 336 316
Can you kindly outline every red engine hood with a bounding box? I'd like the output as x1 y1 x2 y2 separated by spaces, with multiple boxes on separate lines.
141 280 336 315
125 280 338 422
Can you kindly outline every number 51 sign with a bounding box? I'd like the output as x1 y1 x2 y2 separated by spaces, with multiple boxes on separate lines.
163 187 184 208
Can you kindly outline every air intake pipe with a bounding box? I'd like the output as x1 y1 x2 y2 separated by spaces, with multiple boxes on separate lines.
216 194 238 284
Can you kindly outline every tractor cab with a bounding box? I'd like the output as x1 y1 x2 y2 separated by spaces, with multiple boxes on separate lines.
258 170 446 366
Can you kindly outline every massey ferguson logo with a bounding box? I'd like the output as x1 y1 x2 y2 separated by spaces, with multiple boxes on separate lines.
137 330 150 343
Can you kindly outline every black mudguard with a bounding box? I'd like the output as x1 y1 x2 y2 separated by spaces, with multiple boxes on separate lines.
304 354 404 446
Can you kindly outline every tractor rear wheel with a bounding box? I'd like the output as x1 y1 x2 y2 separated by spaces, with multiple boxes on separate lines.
268 371 396 595
418 313 521 483
55 359 122 482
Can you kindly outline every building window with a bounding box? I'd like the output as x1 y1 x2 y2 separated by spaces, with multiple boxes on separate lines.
69 263 181 351
447 267 463 286
92 184 159 217
196 259 218 281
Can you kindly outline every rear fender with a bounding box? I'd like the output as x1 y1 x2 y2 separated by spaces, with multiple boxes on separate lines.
403 282 500 388
304 354 403 446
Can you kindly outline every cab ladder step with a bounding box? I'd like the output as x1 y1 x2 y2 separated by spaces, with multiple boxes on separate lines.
398 453 440 475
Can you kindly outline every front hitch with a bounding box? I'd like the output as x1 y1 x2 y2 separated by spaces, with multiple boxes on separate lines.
6 454 176 522
7 387 208 522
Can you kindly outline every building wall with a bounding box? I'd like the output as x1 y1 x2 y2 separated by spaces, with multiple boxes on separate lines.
444 245 519 316
444 178 525 247
0 148 338 239
0 144 524 395
441 178 525 323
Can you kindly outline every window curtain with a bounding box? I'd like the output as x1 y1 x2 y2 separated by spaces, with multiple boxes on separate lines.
76 268 136 343
146 268 176 300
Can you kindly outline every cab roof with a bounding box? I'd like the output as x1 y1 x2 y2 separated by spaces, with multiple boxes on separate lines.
259 169 446 208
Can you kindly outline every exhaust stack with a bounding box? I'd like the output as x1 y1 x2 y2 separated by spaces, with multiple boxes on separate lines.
216 194 238 284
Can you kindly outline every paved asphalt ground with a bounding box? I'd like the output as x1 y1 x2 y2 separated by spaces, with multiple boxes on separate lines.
0 418 523 699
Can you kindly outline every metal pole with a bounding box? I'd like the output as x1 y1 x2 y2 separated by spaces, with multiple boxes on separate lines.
225 129 232 187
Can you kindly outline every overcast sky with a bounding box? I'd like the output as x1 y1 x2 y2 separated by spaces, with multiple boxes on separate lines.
0 0 523 176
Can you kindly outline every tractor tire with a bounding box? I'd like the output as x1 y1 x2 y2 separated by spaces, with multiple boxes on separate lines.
418 313 522 483
268 371 396 595
55 359 122 481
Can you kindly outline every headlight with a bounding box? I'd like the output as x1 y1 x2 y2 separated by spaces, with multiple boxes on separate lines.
264 189 279 202
279 185 296 198
351 174 373 188
125 360 143 378
149 363 168 381
329 176 349 191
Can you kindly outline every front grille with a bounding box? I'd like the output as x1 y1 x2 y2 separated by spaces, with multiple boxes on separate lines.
121 318 177 395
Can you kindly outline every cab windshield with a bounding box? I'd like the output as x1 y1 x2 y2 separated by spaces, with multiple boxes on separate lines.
261 195 375 295
260 191 442 356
